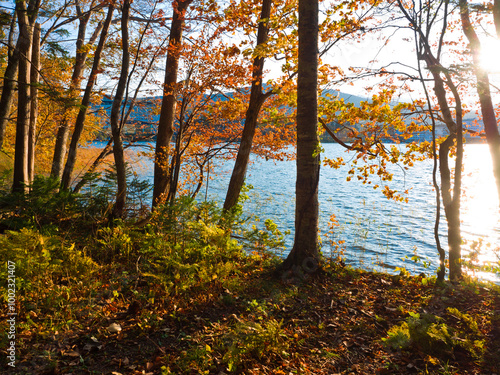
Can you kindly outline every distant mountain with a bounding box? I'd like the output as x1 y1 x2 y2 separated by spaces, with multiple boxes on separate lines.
92 90 487 143
321 89 368 106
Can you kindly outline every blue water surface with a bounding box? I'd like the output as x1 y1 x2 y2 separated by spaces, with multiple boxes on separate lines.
109 142 500 281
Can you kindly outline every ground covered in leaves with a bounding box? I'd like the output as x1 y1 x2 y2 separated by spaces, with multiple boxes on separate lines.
2 256 500 375
0 194 499 375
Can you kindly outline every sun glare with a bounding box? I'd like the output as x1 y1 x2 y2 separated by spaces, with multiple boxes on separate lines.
479 38 500 73
462 146 500 270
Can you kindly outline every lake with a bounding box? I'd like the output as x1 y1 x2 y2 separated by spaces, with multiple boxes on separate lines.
120 142 500 282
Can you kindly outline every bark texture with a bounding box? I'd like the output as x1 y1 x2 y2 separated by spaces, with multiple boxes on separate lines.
0 11 19 150
51 2 101 179
60 3 114 190
28 22 40 184
152 0 192 207
280 0 320 274
223 0 273 212
109 0 131 218
12 0 33 193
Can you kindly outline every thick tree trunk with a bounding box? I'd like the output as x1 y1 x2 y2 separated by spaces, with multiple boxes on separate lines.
223 0 273 212
0 11 19 150
459 0 500 205
280 0 320 275
109 0 131 219
51 118 71 180
12 0 33 193
60 3 114 190
152 0 192 207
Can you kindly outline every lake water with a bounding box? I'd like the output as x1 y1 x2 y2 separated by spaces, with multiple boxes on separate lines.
122 142 500 282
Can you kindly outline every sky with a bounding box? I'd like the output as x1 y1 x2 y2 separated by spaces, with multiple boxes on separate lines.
2 0 500 107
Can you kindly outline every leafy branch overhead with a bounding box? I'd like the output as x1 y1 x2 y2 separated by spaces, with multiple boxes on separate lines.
0 1 500 373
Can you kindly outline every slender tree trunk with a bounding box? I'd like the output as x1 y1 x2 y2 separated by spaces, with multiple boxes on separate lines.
459 0 500 205
61 3 114 190
397 0 463 280
447 78 464 281
280 0 320 275
28 22 40 184
425 54 464 281
223 0 273 212
12 0 33 193
109 0 131 219
165 91 195 203
166 115 185 203
152 0 192 207
51 3 100 179
438 135 463 281
0 12 19 150
416 54 447 281
6 10 17 55
420 75 446 281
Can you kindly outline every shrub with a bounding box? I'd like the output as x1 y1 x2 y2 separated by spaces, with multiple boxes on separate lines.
0 228 97 341
0 228 96 296
222 317 289 371
135 198 245 295
382 310 485 359
0 176 83 233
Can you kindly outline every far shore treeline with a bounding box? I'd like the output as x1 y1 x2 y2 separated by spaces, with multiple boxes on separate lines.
91 93 485 144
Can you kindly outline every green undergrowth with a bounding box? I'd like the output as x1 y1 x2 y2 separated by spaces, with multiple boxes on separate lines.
0 178 499 374
383 308 486 359
0 186 286 356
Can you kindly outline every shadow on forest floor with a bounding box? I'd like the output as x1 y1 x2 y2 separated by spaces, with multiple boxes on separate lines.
5 258 500 375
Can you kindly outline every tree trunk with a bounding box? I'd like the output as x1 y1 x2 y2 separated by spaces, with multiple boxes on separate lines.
494 0 500 37
397 0 463 281
425 53 464 282
109 0 131 219
0 10 19 150
51 3 100 180
28 22 40 184
165 87 196 203
152 0 192 207
223 0 273 212
438 136 463 281
459 0 500 205
60 3 114 190
12 0 33 193
280 0 320 275
166 111 185 204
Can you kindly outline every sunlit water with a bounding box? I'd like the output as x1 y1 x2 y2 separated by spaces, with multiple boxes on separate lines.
120 142 500 282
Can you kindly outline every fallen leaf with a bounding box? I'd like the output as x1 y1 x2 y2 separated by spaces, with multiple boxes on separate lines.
64 350 80 357
107 323 122 333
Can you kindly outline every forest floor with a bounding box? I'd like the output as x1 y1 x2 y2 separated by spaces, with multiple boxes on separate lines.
4 255 500 375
